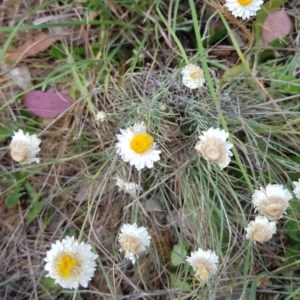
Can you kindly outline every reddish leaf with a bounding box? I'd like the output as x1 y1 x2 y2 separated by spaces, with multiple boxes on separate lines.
262 9 292 47
25 91 73 118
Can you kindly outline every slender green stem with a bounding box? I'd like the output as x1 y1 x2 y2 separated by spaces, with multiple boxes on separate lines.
134 169 142 222
188 0 254 192
218 13 252 73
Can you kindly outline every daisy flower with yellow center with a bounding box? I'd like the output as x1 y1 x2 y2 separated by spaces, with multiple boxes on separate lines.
245 216 277 243
186 248 219 281
115 122 161 171
195 127 233 169
118 223 151 264
181 64 205 89
224 0 264 20
44 236 98 289
10 129 41 164
252 184 293 220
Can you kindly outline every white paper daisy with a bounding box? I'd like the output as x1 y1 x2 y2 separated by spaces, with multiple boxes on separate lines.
115 122 161 171
44 236 98 289
118 223 151 264
252 184 293 220
245 216 277 243
181 64 205 89
292 179 300 200
195 127 233 169
10 129 41 164
114 176 138 195
224 0 264 20
186 248 219 281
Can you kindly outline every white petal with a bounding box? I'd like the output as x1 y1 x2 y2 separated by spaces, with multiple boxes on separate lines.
44 236 98 289
224 0 264 19
115 122 161 170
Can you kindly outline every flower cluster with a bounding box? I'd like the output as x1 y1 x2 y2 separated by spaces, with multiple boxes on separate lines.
115 122 233 171
9 48 299 291
245 184 293 243
44 223 152 289
7 65 234 290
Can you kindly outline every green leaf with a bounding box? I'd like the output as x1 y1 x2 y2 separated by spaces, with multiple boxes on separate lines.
169 274 190 292
0 122 16 142
24 182 39 200
284 201 300 243
222 64 246 79
269 36 291 48
272 74 300 94
6 185 23 208
203 27 227 47
24 182 42 224
285 244 300 266
42 277 61 294
6 172 27 208
171 241 188 266
50 45 66 59
259 37 291 62
26 201 43 224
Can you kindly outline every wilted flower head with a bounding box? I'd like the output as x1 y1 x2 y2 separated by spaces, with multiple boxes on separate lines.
10 129 41 164
224 0 264 20
181 64 205 89
252 184 293 220
114 176 138 195
44 236 98 289
118 223 151 264
292 179 300 200
9 67 31 90
96 111 107 123
115 122 161 171
195 127 233 169
186 248 219 281
245 216 277 243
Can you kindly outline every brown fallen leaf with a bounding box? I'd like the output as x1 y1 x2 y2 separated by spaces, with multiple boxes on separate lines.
6 32 59 62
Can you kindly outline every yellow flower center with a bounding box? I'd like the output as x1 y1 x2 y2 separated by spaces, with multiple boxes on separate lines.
130 133 153 154
190 69 203 80
196 267 209 281
57 254 79 279
237 0 253 6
